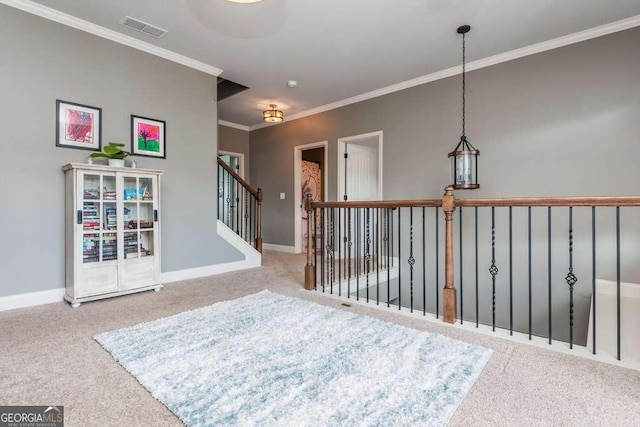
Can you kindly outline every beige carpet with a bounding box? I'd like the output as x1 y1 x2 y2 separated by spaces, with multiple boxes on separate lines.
1 251 639 426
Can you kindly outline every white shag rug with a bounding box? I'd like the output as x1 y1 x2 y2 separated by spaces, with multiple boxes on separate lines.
95 291 492 426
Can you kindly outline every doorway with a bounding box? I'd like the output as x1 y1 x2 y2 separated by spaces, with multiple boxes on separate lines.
337 131 383 201
337 131 383 262
294 141 328 254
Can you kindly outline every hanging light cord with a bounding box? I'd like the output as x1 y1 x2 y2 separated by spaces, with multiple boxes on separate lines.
462 31 466 138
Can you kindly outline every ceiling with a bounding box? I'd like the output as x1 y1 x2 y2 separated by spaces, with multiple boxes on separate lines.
24 0 640 127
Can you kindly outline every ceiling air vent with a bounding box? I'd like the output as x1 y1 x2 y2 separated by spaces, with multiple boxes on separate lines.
119 16 168 39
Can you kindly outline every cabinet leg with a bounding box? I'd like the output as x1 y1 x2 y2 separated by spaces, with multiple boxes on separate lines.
71 302 81 308
154 287 161 292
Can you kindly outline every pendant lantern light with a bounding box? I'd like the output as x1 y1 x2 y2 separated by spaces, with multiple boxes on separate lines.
448 25 479 190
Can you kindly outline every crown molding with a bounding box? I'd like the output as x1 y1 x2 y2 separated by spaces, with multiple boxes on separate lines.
218 120 251 131
1 0 223 76
249 14 640 131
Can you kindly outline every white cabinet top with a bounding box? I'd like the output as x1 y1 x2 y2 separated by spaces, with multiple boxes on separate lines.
62 162 164 174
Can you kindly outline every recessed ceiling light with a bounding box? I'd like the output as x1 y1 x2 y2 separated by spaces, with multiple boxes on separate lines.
226 0 264 3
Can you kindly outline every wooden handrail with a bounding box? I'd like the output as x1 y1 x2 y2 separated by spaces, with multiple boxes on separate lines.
456 196 640 207
217 158 261 200
310 199 442 209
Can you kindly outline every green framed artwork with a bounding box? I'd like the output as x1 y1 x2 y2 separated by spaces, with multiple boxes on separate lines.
131 115 166 159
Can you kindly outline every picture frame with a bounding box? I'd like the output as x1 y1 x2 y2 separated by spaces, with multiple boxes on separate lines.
131 115 166 159
56 100 102 151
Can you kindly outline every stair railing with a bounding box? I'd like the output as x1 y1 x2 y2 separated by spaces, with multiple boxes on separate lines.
305 187 640 361
217 158 262 252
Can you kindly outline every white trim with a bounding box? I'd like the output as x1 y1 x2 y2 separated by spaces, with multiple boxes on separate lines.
294 141 329 254
337 131 384 202
218 150 245 179
162 220 261 284
249 14 640 130
262 243 297 253
0 288 65 312
218 120 251 132
310 290 640 372
1 0 223 76
160 260 257 284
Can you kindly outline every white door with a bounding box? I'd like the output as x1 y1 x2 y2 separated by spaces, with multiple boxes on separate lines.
343 143 378 201
340 138 381 277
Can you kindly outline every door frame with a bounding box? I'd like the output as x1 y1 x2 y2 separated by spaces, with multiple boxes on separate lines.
218 150 245 179
337 131 384 201
294 141 329 254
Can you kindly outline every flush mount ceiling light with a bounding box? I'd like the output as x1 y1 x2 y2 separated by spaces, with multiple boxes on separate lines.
448 24 480 190
263 104 284 123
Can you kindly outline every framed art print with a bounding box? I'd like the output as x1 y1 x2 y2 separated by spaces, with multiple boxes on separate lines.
131 115 166 159
56 100 102 151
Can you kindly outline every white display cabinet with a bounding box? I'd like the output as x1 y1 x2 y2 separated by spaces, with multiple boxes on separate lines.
62 163 163 307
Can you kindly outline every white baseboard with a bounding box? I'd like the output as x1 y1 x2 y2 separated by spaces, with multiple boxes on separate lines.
160 259 260 284
0 223 262 311
0 288 65 312
263 243 297 253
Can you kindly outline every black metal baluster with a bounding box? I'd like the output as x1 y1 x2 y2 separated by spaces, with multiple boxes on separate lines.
376 208 380 305
548 207 552 344
386 208 391 308
475 206 479 328
592 206 597 354
366 207 371 303
409 207 415 313
347 208 352 298
329 208 335 295
244 189 249 241
460 207 463 324
398 207 402 310
489 207 498 332
236 181 240 235
435 208 440 319
321 208 325 293
616 206 621 361
338 207 342 297
566 207 577 349
509 206 513 336
528 206 532 340
423 206 427 316
356 208 360 301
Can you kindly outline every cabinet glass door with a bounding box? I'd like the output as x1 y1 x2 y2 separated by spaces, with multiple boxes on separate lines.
80 172 117 264
122 175 157 260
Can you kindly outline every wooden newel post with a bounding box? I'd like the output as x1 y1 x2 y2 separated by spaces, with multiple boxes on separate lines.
304 195 315 290
442 186 457 324
255 188 263 253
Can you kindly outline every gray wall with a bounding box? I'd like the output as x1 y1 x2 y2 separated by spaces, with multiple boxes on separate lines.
0 6 242 298
250 27 640 344
250 26 640 245
218 125 250 182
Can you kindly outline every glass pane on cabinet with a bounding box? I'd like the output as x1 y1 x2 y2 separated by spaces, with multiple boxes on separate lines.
123 177 138 201
83 234 99 264
123 204 134 230
83 174 101 200
103 176 116 201
139 177 153 201
132 204 154 230
83 202 101 231
102 233 117 261
103 203 117 231
124 232 139 259
140 231 154 257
